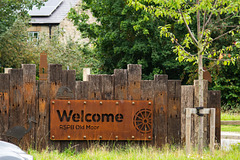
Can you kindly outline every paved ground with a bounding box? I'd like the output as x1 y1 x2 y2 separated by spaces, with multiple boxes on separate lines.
221 131 240 150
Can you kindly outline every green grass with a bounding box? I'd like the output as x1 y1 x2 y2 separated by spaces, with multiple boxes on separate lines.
221 112 240 121
221 112 240 132
28 144 240 160
221 125 240 132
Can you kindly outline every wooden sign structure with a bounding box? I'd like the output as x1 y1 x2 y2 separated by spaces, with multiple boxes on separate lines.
50 100 153 141
39 51 48 80
185 108 216 155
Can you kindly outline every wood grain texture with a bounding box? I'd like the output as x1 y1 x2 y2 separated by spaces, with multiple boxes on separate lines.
181 85 194 145
127 64 141 100
22 64 36 149
208 91 221 145
114 69 127 100
193 80 208 147
153 75 168 147
0 73 10 141
167 80 181 145
9 69 23 145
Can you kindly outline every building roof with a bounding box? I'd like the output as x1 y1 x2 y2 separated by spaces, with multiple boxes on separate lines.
29 0 79 24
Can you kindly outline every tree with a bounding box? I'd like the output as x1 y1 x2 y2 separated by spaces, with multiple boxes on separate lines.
0 0 43 35
0 16 98 80
68 0 191 80
129 0 240 153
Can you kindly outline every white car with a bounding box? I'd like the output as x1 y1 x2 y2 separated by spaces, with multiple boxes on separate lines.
0 141 33 160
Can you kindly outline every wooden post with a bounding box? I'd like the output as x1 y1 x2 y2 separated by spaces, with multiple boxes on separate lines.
181 85 194 145
193 80 208 149
210 108 215 153
127 64 141 100
4 68 12 74
22 64 36 149
167 80 181 144
114 69 127 100
208 91 221 145
36 80 49 150
186 108 192 155
185 108 215 155
48 64 62 150
9 69 23 145
0 73 10 141
83 68 90 81
153 75 168 146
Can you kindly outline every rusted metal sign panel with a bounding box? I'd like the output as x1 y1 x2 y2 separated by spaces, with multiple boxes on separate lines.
50 100 153 141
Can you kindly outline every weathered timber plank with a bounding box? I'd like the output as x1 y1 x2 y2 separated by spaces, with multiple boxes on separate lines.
127 64 141 100
48 64 62 150
141 80 154 145
153 75 168 147
141 80 153 101
101 75 114 100
193 80 208 147
88 75 102 100
76 81 89 100
181 85 194 145
8 69 23 145
61 70 76 99
0 73 10 141
221 121 240 125
60 70 76 151
36 80 49 150
208 91 221 145
22 64 36 149
167 80 181 145
114 69 127 100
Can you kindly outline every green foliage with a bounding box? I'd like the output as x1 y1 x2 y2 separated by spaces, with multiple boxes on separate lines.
34 31 99 80
210 60 240 108
0 16 98 80
68 0 190 80
0 0 43 35
0 17 39 70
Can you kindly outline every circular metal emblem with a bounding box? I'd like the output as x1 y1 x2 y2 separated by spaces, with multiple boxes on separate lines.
133 109 152 134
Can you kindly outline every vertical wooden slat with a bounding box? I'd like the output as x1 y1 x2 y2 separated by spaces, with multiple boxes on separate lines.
153 75 168 147
60 70 76 151
0 73 10 141
22 64 36 149
102 75 114 100
74 81 89 151
186 108 192 155
36 80 49 150
114 69 127 100
48 64 62 150
208 91 221 146
193 80 208 147
127 64 141 100
88 75 102 100
141 80 153 145
141 80 153 101
9 69 23 145
167 80 181 144
181 85 194 145
76 81 89 100
210 108 216 153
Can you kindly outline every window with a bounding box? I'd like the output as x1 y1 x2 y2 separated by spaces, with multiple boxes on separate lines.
28 31 39 41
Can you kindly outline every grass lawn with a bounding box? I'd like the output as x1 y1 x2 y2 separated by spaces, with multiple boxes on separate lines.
221 112 240 132
221 112 240 121
28 144 240 160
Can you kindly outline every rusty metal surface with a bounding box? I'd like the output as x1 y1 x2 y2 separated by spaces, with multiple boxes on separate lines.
39 51 48 80
50 100 153 141
56 86 74 100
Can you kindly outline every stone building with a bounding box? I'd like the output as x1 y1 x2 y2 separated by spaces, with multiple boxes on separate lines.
28 0 86 43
